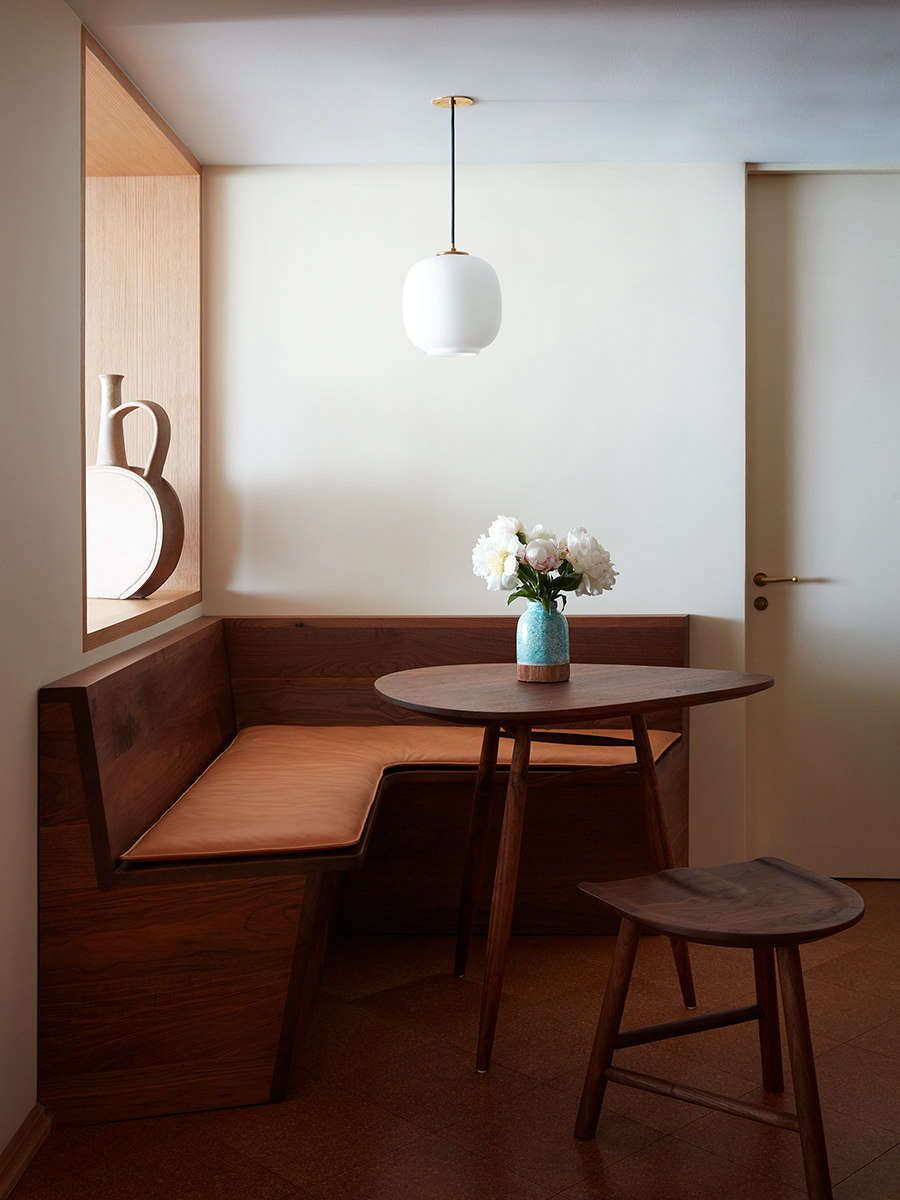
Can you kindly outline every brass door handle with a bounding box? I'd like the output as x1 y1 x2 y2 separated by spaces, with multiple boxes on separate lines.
753 572 799 587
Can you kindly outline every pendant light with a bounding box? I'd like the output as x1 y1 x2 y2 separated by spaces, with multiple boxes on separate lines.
402 96 501 357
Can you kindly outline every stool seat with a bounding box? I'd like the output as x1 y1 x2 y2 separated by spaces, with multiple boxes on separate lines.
580 857 865 947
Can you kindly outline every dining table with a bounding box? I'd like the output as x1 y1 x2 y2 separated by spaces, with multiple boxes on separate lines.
375 661 774 1072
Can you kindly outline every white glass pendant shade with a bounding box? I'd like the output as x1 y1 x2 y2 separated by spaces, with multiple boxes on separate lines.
402 252 501 356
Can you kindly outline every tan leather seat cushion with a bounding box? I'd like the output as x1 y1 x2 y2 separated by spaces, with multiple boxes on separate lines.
121 724 680 863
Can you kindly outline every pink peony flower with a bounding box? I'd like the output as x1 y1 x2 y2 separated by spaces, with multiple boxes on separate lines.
523 537 562 573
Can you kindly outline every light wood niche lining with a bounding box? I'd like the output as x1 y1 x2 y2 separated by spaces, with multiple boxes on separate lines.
83 32 202 650
84 174 200 595
84 589 201 650
85 39 197 176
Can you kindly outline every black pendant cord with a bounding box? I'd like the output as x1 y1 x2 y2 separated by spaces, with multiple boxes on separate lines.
450 96 456 250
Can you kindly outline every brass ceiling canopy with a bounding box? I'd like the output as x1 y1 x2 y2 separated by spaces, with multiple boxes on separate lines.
432 95 476 108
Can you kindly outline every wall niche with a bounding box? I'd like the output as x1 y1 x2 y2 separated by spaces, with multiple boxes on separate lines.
83 32 200 649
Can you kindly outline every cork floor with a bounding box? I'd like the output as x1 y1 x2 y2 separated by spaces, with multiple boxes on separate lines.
15 879 900 1199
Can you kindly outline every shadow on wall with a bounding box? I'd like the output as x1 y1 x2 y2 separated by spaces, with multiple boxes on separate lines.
688 613 744 671
210 475 480 613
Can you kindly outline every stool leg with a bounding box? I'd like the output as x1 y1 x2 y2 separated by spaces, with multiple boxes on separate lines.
754 946 784 1093
776 945 833 1200
454 723 500 979
668 938 697 1011
575 917 640 1140
631 715 696 1008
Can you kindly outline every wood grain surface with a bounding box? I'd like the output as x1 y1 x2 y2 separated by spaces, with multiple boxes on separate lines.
39 679 313 1121
38 615 693 1119
84 175 200 602
340 747 687 936
84 35 198 176
579 858 865 947
53 619 234 865
224 615 689 731
376 662 772 724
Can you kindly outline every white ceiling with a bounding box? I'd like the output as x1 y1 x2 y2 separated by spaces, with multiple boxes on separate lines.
70 1 900 165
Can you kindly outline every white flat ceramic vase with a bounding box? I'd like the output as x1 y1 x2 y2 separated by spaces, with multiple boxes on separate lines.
85 374 184 599
87 466 162 598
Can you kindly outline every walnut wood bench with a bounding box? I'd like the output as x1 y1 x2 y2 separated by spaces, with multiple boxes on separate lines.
38 614 689 1123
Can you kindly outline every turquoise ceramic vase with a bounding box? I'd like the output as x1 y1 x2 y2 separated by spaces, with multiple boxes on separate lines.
516 601 570 683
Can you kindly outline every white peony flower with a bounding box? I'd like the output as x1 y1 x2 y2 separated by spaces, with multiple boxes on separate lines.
523 537 561 573
565 527 618 596
472 532 521 591
526 523 556 543
488 515 525 546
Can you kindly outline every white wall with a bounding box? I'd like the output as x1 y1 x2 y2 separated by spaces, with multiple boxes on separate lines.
0 0 201 1150
203 163 749 865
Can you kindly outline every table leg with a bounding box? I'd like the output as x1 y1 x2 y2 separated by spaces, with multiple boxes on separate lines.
454 723 500 978
630 713 696 1009
476 724 531 1072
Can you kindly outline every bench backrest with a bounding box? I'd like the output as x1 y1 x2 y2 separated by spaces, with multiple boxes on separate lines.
223 615 690 730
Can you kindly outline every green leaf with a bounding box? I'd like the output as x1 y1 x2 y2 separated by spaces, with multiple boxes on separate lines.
556 575 583 591
506 588 530 605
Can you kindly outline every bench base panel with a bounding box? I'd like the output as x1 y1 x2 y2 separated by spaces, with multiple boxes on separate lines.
340 748 687 936
39 862 333 1124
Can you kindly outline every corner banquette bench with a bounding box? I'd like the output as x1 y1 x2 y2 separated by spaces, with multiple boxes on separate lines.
38 614 689 1122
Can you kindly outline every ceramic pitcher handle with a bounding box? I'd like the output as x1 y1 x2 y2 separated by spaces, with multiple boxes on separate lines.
112 401 172 482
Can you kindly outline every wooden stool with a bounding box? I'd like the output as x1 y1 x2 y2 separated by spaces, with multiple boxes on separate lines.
574 858 864 1200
